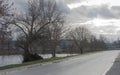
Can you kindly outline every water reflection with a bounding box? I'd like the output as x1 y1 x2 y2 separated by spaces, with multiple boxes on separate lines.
0 55 23 67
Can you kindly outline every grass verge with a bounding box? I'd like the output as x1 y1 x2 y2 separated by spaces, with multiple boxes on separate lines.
0 51 103 70
0 55 75 70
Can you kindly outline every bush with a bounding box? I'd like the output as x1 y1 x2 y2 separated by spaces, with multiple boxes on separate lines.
23 53 43 62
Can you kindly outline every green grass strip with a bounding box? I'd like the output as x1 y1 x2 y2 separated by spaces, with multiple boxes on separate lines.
0 56 74 70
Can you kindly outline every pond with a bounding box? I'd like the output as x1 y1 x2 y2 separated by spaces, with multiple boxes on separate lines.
0 55 23 67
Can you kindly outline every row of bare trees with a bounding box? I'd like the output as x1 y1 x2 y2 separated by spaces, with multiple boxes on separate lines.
66 27 107 54
0 0 107 62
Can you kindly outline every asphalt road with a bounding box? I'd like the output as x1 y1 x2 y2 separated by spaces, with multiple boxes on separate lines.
1 50 120 75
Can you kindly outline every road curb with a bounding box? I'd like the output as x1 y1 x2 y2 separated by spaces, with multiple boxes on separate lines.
105 53 120 75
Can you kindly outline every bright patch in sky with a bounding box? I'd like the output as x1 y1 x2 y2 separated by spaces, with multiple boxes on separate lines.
68 0 120 9
67 0 120 41
68 2 87 9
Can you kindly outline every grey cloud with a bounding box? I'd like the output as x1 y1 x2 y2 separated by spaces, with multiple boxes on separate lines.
73 5 116 19
111 6 120 10
88 24 120 41
56 0 70 13
63 0 84 4
12 0 28 12
67 4 120 25
111 6 120 18
94 25 119 33
12 0 70 13
12 0 120 21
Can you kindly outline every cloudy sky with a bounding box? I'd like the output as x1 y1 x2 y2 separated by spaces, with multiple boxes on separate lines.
12 0 120 42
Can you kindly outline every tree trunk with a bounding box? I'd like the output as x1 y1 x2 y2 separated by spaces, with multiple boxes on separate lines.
80 49 83 54
23 47 43 62
52 48 56 58
80 47 83 54
23 48 31 62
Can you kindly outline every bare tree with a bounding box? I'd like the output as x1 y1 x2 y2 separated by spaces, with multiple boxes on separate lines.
0 0 13 54
98 35 107 50
47 21 64 57
0 0 13 16
89 35 107 51
68 26 91 54
12 0 65 62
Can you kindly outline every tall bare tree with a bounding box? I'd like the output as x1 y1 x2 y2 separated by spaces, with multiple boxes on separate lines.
47 21 64 57
0 0 13 53
68 26 91 54
12 0 65 62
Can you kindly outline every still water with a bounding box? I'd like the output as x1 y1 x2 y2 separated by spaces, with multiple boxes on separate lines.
0 55 23 67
